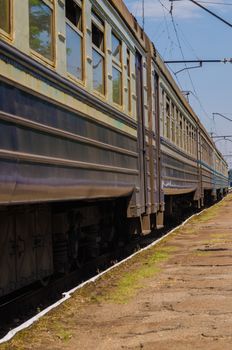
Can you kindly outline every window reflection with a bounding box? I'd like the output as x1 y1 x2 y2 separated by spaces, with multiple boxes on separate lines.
0 0 10 34
66 23 82 80
92 12 105 95
93 50 104 94
112 67 122 105
127 48 131 112
112 33 121 62
29 0 53 60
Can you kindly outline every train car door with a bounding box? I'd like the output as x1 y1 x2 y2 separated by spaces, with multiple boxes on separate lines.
154 72 164 225
135 51 147 215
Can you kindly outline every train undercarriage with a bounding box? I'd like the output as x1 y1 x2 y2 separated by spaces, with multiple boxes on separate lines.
0 185 228 298
0 197 132 298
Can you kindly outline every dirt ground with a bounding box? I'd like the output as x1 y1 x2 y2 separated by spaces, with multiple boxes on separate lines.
2 194 232 350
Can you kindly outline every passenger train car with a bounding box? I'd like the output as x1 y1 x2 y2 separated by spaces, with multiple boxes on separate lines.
0 0 228 297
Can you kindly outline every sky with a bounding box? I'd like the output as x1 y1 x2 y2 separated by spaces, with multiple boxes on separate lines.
124 0 232 167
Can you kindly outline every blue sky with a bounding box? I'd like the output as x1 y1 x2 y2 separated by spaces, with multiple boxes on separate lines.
124 0 232 167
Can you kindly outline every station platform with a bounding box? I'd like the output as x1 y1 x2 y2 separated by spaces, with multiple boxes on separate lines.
2 194 232 350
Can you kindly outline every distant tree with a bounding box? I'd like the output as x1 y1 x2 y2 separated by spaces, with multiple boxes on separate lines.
29 0 52 59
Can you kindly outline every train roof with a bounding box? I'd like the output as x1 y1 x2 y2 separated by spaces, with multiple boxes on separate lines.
108 0 227 166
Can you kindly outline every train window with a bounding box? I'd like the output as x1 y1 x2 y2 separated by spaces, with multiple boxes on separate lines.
179 116 183 149
112 33 121 64
160 89 165 137
186 125 189 153
171 102 175 143
112 32 122 105
126 48 131 112
193 130 196 155
0 0 10 34
92 11 105 95
184 119 187 152
112 67 122 105
176 109 179 146
66 0 82 30
66 0 83 81
92 11 104 49
29 0 54 61
166 100 170 139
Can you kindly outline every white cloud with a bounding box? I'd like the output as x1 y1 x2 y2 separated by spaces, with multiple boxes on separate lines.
125 0 202 20
125 0 232 20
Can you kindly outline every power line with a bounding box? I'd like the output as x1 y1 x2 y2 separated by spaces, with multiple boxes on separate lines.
170 0 232 28
213 112 232 122
173 21 200 60
169 9 211 120
198 0 232 5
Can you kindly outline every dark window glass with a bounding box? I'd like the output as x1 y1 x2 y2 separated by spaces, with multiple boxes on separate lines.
92 23 104 51
0 0 10 34
65 0 82 30
29 0 53 60
92 11 104 26
126 49 130 76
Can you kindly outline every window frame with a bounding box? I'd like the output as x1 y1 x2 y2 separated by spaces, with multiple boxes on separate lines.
126 48 131 113
65 0 84 83
91 10 106 97
171 102 175 143
165 97 170 140
111 31 123 107
29 0 55 66
0 0 13 40
179 114 183 149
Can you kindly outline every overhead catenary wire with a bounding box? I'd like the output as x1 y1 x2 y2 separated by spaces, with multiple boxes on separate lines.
212 112 232 122
198 0 232 4
168 4 212 121
170 0 232 27
157 0 185 89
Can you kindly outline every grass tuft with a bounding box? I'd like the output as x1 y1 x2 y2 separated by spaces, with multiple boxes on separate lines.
105 249 170 304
